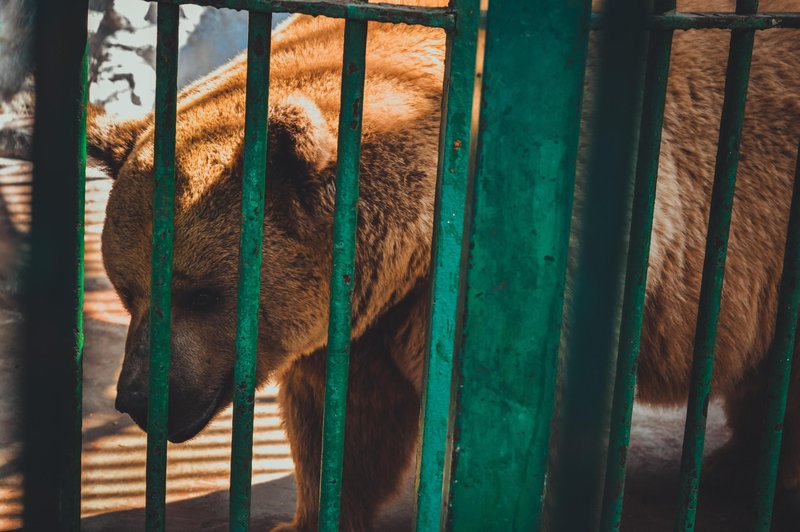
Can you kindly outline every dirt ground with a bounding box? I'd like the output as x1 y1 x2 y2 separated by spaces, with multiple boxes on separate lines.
0 156 794 531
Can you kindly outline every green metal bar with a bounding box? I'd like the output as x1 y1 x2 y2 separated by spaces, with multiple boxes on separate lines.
591 12 800 30
674 2 758 530
318 17 368 532
229 12 272 532
413 0 480 528
446 1 591 529
145 4 179 531
24 0 88 529
549 0 650 530
162 0 455 30
753 143 800 531
66 43 89 531
599 1 675 530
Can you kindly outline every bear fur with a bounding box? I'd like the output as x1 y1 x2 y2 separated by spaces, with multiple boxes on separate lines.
88 1 800 529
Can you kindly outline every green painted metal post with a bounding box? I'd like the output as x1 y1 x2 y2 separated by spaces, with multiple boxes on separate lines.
446 1 591 529
145 4 180 531
674 2 758 530
24 0 88 529
414 0 480 529
68 46 89 531
318 17 368 532
229 12 273 531
599 2 675 530
549 0 650 530
752 143 800 531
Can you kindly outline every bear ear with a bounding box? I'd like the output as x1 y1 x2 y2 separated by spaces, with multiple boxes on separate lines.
86 104 148 177
265 95 335 180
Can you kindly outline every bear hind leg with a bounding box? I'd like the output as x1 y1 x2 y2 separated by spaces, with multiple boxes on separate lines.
275 345 420 532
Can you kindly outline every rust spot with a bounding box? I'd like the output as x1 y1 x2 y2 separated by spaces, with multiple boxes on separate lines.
453 139 462 150
343 274 351 285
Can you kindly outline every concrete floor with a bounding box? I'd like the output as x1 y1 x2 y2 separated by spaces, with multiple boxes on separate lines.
0 156 796 531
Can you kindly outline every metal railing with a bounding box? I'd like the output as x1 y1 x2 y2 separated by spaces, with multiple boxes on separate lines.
21 0 800 531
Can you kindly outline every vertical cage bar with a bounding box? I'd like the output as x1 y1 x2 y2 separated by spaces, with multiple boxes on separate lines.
318 17 368 532
145 4 179 531
674 2 758 530
65 44 89 530
752 143 800 531
229 12 273 531
549 0 650 529
446 0 591 529
413 0 480 528
599 1 675 530
24 0 88 528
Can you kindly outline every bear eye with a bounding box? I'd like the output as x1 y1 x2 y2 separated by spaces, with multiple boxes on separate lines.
117 287 135 310
187 289 220 312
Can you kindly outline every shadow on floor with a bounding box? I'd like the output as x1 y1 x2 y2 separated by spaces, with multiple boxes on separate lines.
81 474 297 531
81 472 415 532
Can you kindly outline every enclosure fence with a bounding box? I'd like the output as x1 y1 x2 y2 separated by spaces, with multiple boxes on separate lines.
21 0 800 531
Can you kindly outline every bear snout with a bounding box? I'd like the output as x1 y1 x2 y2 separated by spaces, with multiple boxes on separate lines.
115 386 148 430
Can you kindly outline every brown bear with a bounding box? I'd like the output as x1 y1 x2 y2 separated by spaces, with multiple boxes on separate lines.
86 0 800 530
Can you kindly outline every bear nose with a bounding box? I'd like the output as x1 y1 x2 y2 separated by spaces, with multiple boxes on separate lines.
115 388 148 427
